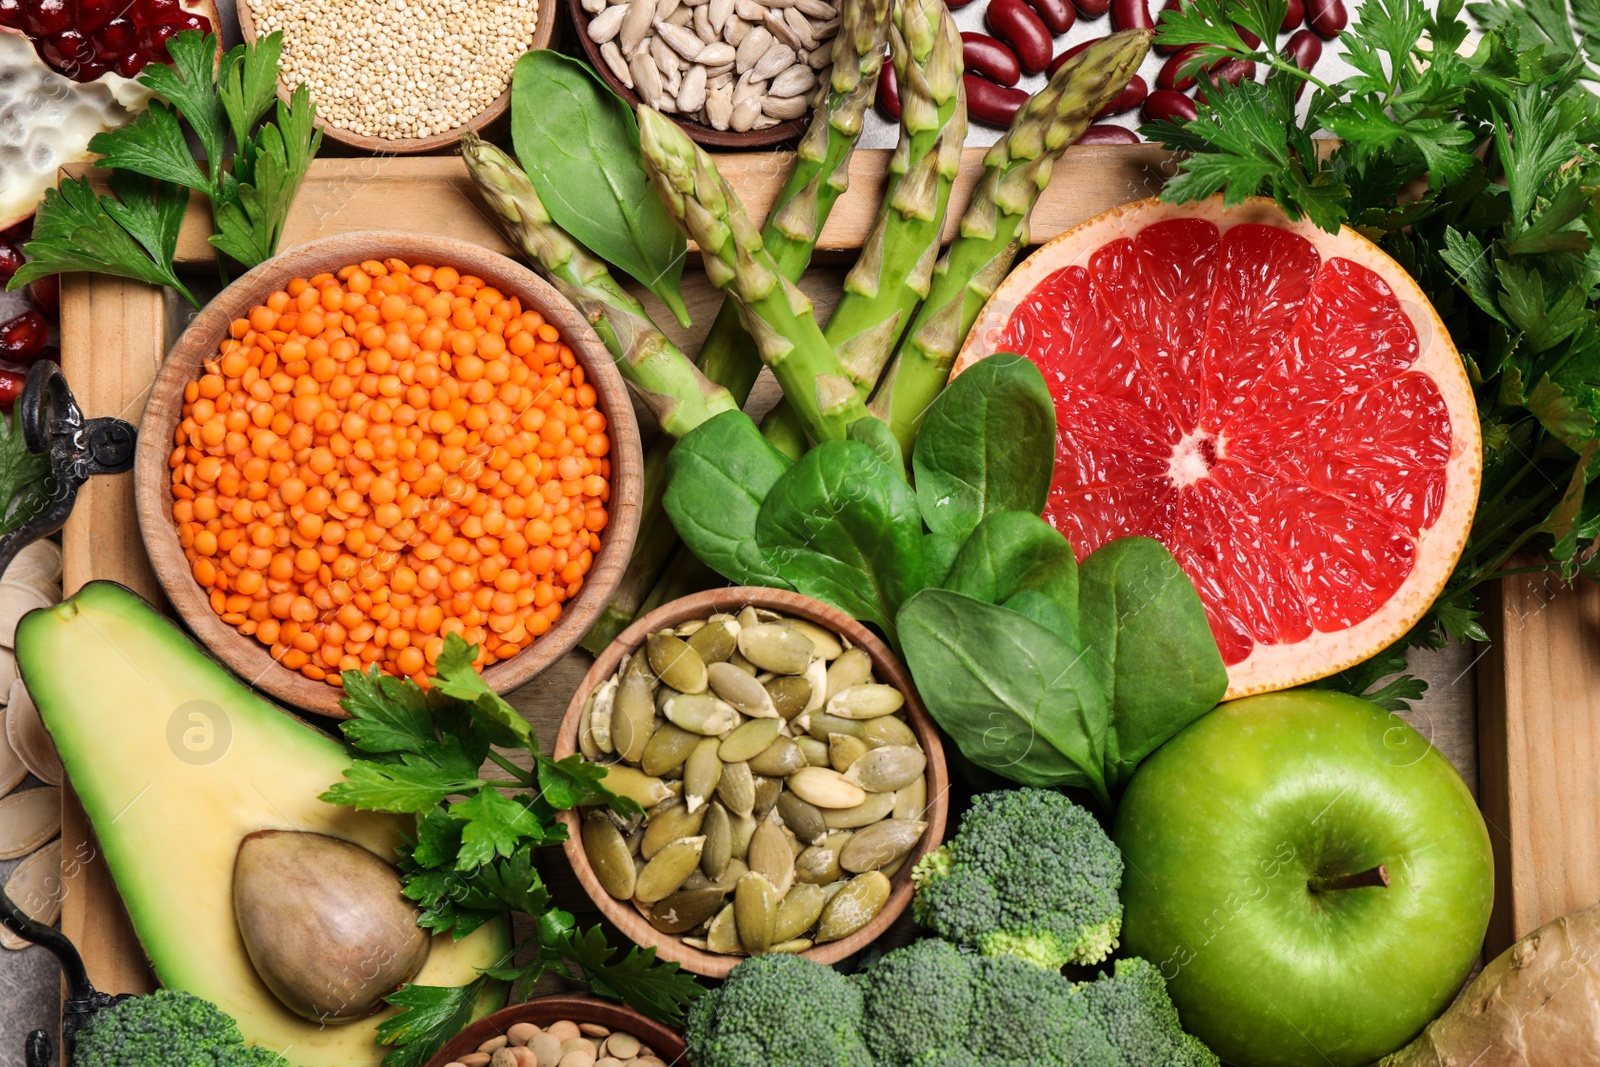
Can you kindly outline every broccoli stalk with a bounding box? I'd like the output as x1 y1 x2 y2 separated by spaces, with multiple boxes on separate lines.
74 988 291 1067
910 788 1123 970
684 953 874 1067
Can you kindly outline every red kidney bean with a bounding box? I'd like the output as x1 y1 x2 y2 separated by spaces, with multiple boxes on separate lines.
1195 58 1256 101
964 73 1031 127
1077 124 1141 144
1142 88 1198 123
1155 0 1183 52
0 367 25 411
963 32 1022 86
1096 74 1148 116
986 0 1053 75
0 311 49 366
0 242 23 286
1282 28 1321 97
1111 0 1154 31
1025 0 1076 34
1306 0 1346 37
28 275 59 318
947 0 980 7
1234 23 1260 46
1048 35 1105 76
1282 0 1304 30
1074 0 1112 16
877 62 901 120
1156 44 1209 91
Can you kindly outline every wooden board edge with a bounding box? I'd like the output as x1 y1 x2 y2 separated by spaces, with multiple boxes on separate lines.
1475 577 1517 959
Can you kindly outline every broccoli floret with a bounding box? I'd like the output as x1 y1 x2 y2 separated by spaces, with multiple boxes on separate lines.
969 955 1119 1066
74 988 290 1067
857 939 978 1067
911 788 1123 969
1079 957 1220 1067
684 953 873 1067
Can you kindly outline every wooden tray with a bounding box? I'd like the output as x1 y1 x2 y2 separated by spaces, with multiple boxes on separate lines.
50 148 1587 1004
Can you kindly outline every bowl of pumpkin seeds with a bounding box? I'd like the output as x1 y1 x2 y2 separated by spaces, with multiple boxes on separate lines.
555 587 949 978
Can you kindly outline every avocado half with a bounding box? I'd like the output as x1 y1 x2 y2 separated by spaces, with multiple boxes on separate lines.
15 582 508 1067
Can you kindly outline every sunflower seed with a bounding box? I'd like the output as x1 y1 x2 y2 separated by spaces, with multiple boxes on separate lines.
705 85 734 128
786 766 866 809
724 14 752 44
656 18 706 59
587 3 628 41
840 819 926 873
793 0 833 14
664 693 741 736
821 789 897 829
806 44 832 68
764 7 801 47
656 0 681 17
844 745 927 793
694 40 737 67
620 0 655 51
641 722 700 777
642 800 705 859
667 3 694 23
768 63 815 98
751 41 797 79
734 0 765 17
826 684 905 720
734 871 779 954
635 836 706 902
631 49 664 107
773 881 826 942
709 0 733 33
652 33 682 77
775 791 828 845
583 0 607 11
684 737 723 813
583 810 637 900
749 736 806 777
694 4 716 41
734 26 774 73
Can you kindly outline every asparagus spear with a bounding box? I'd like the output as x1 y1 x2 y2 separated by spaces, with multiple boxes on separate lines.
696 0 894 402
637 105 870 444
871 30 1154 455
461 132 737 439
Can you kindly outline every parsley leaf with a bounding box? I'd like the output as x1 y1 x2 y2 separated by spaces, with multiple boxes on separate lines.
0 406 51 538
374 978 495 1067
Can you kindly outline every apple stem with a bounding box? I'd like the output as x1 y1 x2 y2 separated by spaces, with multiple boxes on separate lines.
1309 865 1390 892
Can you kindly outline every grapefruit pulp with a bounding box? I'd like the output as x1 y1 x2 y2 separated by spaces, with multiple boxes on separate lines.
955 197 1479 699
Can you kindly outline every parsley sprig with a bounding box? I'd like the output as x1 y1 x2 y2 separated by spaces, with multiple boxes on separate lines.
1146 0 1600 705
321 634 703 1067
7 31 320 306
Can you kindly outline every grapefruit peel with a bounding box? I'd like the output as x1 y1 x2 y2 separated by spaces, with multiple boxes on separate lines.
955 196 1481 700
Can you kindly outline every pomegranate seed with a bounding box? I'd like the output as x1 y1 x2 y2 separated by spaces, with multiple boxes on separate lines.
112 50 143 76
132 0 179 24
28 276 60 318
0 243 22 286
92 16 139 56
175 11 209 32
0 367 27 411
136 21 179 60
75 0 121 31
0 312 50 366
24 0 71 36
42 29 95 67
0 220 30 244
0 0 23 29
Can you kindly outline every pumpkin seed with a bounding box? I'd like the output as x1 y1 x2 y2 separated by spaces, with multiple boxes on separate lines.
737 623 814 674
736 606 761 630
821 790 897 829
839 819 926 873
747 818 796 897
801 658 828 714
675 618 707 637
824 647 873 702
700 802 732 879
796 737 830 767
579 704 602 761
805 712 863 742
664 693 741 736
718 717 781 763
729 811 758 860
734 871 779 954
751 775 781 818
684 737 723 814
600 766 675 809
769 938 814 954
612 670 657 764
787 766 866 809
815 871 890 943
648 887 727 933
795 840 844 884
687 617 739 663
881 854 909 879
716 759 756 817
642 801 704 859
844 746 927 793
775 792 828 845
635 836 706 902
641 722 700 777
589 676 617 754
828 733 870 773
786 618 843 660
863 715 917 750
826 684 905 719
708 662 779 718
583 810 637 900
773 882 825 942
749 736 805 777
624 823 647 857
647 632 707 694
727 649 760 675
892 777 927 821
686 856 747 893
706 903 743 954
763 675 813 720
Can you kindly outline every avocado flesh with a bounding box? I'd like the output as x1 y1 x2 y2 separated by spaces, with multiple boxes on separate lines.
15 582 507 1067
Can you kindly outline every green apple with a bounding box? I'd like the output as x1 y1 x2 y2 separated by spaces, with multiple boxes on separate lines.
1114 689 1493 1067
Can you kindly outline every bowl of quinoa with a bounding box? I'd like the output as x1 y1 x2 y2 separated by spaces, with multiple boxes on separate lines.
237 0 554 152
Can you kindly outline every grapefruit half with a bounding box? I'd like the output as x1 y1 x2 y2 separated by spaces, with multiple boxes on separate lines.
954 197 1480 699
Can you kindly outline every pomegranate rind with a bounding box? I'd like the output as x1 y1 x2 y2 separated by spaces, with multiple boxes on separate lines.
955 196 1480 700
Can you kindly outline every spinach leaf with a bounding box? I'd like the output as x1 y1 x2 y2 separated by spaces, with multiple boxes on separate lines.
898 589 1110 804
912 354 1056 541
922 531 962 588
511 52 691 326
756 441 926 637
1075 537 1227 788
942 511 1079 619
664 411 793 588
848 416 906 474
1003 590 1075 645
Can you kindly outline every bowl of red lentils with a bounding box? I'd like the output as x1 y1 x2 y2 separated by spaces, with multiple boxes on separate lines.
134 231 643 718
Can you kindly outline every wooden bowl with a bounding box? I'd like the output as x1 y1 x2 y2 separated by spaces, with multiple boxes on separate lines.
134 231 642 718
425 994 686 1067
555 587 949 978
566 0 809 149
236 0 556 154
